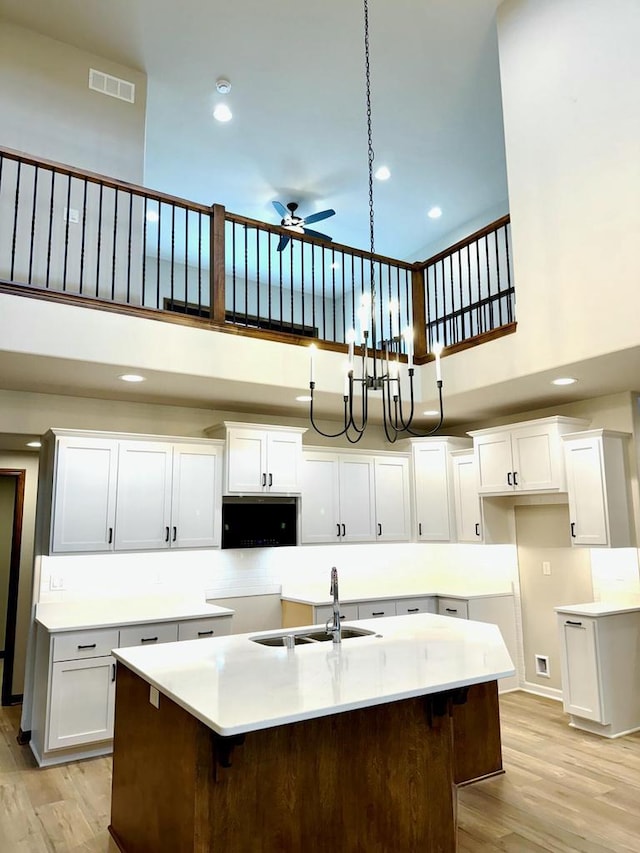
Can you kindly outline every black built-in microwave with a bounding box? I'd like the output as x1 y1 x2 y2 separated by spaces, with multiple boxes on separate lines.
221 497 298 549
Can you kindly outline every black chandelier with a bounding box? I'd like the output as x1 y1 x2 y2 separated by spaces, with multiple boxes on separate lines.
308 0 445 444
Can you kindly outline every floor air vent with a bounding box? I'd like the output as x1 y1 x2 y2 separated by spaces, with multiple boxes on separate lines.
88 68 135 104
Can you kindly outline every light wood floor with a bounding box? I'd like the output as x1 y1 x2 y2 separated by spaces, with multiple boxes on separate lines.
0 691 639 851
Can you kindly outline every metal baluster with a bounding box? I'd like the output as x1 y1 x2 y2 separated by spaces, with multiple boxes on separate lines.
495 227 503 326
231 219 237 323
184 206 189 311
28 164 38 285
10 160 22 283
45 170 55 289
289 239 294 332
244 220 249 326
267 226 272 329
311 242 316 336
321 247 327 340
111 187 118 300
170 203 175 308
127 191 133 304
505 222 513 323
79 178 87 294
331 251 336 342
197 211 202 315
62 172 71 290
278 237 283 330
96 182 103 297
155 201 161 309
142 196 148 307
256 223 261 327
475 232 482 334
300 238 305 332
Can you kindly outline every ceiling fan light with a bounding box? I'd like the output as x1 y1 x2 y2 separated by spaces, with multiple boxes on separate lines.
213 103 232 122
427 206 442 219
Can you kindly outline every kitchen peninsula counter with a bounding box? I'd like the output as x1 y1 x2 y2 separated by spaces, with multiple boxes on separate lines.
109 614 514 852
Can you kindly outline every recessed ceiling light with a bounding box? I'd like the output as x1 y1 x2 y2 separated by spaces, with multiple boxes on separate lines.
119 374 146 383
551 377 577 386
146 210 159 223
213 103 232 122
296 395 312 403
26 440 41 448
427 206 442 219
375 166 391 181
423 410 439 417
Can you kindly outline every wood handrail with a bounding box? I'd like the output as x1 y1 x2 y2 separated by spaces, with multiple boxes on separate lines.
419 214 511 268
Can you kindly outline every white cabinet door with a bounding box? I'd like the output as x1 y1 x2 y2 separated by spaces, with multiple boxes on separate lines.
226 428 267 493
358 600 397 619
564 436 608 546
266 431 302 493
301 453 341 543
452 453 482 542
558 616 605 723
51 437 118 553
396 597 437 615
47 656 116 751
339 456 376 542
114 442 173 550
171 444 222 548
374 456 411 541
437 598 469 619
474 432 513 494
413 443 452 540
510 424 558 491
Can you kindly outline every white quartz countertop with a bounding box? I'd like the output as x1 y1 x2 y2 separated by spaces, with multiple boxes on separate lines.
555 601 640 617
35 597 235 632
282 588 512 606
112 613 515 737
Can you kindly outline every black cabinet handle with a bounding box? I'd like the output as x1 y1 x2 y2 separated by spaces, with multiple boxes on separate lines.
407 608 420 613
342 524 346 537
269 473 273 487
507 472 512 486
378 523 382 536
197 630 214 637
108 527 113 544
262 473 266 487
565 620 583 627
337 523 341 538
513 471 518 486
111 663 116 682
372 611 384 616
165 526 170 542
172 526 177 542
570 522 576 538
475 523 481 537
77 643 96 650
445 608 458 613
418 522 422 536
141 636 158 643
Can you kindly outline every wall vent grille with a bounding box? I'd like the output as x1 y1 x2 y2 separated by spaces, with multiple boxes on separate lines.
88 68 135 104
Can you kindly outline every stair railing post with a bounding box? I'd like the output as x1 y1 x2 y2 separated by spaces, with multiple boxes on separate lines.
411 263 428 362
210 203 226 324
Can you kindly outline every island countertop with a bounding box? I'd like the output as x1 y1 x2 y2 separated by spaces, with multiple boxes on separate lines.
112 613 515 737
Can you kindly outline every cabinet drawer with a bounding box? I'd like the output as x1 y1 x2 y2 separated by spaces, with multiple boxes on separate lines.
52 628 120 662
314 603 359 624
437 598 469 620
177 616 232 641
396 597 437 616
119 622 178 648
357 600 397 619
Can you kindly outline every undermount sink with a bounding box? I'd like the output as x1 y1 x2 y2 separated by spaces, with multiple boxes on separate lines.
250 626 376 647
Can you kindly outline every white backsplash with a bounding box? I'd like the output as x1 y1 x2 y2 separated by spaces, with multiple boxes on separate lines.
589 548 640 603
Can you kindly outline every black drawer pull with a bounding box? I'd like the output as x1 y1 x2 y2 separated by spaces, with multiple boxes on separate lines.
570 522 576 538
172 526 177 542
341 524 346 537
141 636 158 643
108 527 113 544
475 523 480 537
337 523 341 537
77 643 97 650
418 522 422 536
445 608 458 613
513 471 518 486
111 663 116 682
507 472 512 486
262 473 266 487
378 523 382 536
269 473 273 487
407 608 420 613
165 526 170 542
372 611 384 616
565 620 583 627
197 630 214 637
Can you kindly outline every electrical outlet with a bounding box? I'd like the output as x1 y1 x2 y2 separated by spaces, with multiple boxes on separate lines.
49 574 65 590
542 561 551 576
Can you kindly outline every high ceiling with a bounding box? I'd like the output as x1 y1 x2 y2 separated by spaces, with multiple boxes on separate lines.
0 0 508 260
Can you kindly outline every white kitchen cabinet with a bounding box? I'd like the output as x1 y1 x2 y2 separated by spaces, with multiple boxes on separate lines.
313 603 359 624
357 600 398 619
177 616 233 641
395 597 437 615
410 438 472 541
556 606 640 737
437 598 469 619
373 456 411 541
220 423 306 494
450 450 483 543
562 430 632 547
50 436 119 553
43 430 224 554
469 416 589 495
300 451 377 543
118 622 179 647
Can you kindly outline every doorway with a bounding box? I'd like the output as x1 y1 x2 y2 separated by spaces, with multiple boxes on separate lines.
0 469 25 706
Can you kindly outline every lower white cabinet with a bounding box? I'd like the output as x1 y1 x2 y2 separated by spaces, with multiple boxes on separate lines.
556 607 640 737
437 598 469 619
395 597 437 615
357 600 397 619
31 613 233 766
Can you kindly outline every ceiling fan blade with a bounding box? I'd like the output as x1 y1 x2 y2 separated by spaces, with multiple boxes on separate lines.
302 209 336 226
302 228 332 242
272 201 288 218
276 234 291 252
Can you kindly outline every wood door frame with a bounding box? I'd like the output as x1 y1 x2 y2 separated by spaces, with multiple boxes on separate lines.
1 469 25 706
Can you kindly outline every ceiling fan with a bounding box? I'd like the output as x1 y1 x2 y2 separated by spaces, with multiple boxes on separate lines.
272 201 335 251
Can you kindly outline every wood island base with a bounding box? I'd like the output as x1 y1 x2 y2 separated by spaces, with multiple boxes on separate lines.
109 666 502 853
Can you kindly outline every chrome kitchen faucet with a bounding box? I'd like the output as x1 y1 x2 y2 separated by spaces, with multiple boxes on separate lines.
326 566 342 644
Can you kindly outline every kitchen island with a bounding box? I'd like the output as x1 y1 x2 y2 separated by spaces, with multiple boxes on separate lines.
109 614 514 852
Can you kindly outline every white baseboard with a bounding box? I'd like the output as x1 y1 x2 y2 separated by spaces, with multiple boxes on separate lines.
520 681 563 701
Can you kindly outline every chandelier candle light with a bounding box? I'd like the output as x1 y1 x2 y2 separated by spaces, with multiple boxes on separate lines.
307 0 444 444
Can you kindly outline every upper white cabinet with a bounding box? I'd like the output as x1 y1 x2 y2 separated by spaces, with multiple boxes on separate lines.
410 438 471 541
562 429 632 547
469 416 589 495
300 449 410 544
45 430 223 554
450 450 483 543
217 423 306 494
